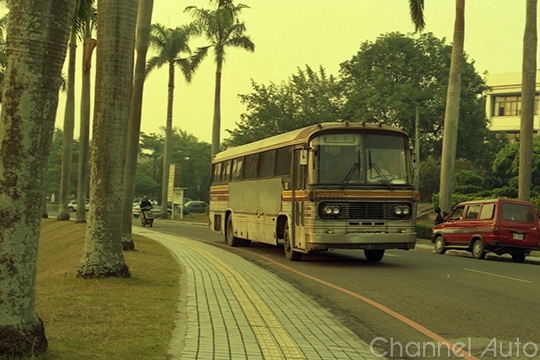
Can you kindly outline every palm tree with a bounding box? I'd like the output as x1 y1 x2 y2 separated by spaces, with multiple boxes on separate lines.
74 3 97 224
408 0 465 214
518 0 537 201
121 0 155 249
77 0 137 279
57 0 95 221
185 1 255 156
0 0 74 356
146 23 201 219
438 0 465 214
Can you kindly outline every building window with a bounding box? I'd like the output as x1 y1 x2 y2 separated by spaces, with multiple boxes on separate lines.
493 95 539 116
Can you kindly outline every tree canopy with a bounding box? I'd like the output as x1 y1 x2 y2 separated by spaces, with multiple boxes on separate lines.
226 32 489 167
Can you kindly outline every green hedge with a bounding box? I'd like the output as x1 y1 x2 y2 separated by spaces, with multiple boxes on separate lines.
416 223 433 240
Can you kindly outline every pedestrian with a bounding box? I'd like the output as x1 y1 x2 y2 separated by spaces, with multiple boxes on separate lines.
434 206 444 225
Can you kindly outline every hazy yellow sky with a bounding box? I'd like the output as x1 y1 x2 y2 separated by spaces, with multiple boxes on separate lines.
58 1 530 144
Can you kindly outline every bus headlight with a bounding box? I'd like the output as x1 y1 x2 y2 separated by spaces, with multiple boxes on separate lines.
321 204 341 218
393 204 411 217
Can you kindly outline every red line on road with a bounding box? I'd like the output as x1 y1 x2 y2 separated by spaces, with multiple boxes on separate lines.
238 247 479 360
153 229 478 359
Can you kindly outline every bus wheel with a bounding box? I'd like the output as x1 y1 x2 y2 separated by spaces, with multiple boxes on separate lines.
283 223 302 261
364 249 384 262
226 216 240 247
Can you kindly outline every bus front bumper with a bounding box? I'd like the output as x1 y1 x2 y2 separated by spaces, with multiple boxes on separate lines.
304 232 416 252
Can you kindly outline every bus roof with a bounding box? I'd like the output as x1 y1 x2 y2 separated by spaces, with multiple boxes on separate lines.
214 122 408 162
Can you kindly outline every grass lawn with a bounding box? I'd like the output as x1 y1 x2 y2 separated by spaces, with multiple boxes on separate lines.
35 219 180 360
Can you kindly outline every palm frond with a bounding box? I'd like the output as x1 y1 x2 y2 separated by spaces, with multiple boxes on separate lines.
409 0 425 32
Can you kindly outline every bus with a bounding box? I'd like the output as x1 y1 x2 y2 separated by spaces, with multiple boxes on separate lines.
209 122 418 261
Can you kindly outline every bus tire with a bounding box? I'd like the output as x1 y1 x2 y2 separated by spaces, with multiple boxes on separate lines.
226 216 240 247
283 223 302 261
364 249 384 262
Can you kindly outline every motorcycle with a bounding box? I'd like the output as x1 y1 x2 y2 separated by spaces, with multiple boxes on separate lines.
140 206 154 227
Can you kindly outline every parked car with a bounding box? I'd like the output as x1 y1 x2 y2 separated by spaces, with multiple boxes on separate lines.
183 200 209 214
431 198 540 263
68 199 89 212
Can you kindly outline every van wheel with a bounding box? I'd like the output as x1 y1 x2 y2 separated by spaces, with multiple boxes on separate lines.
472 239 486 259
511 252 526 263
364 249 385 262
226 216 240 247
434 236 446 254
283 223 301 261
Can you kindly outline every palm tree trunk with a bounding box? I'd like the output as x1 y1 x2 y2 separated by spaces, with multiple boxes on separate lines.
57 40 77 221
122 0 154 247
438 0 465 214
160 63 175 219
211 60 223 156
518 0 537 201
77 0 137 279
75 37 96 223
0 0 74 356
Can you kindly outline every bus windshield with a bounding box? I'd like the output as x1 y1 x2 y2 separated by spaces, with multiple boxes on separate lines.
310 132 411 186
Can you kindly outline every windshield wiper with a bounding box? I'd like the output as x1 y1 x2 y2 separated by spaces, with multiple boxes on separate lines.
342 162 359 187
368 151 393 190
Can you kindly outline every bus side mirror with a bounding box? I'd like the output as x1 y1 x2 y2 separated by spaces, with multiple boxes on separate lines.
300 149 308 166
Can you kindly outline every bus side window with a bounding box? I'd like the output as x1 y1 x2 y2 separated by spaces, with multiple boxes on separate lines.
231 157 244 181
276 147 292 177
244 154 259 179
221 160 231 183
259 150 276 178
212 162 222 184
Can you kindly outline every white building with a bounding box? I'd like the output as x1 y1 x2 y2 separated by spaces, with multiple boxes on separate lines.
485 72 540 139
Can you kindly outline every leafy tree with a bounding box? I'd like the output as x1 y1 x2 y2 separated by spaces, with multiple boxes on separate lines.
170 129 212 202
339 32 487 163
77 0 137 279
493 136 540 191
226 65 342 146
136 130 211 202
0 0 74 356
185 0 255 155
146 22 201 219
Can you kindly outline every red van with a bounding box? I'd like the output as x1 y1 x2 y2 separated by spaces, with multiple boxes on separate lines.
431 198 540 262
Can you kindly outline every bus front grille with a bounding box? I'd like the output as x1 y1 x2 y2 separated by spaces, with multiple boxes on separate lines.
318 202 412 220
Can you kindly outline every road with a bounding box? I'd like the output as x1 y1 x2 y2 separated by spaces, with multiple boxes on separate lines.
141 218 540 359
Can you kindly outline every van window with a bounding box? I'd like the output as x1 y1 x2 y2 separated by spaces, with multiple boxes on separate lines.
465 205 480 220
502 202 536 223
451 206 465 220
479 204 495 220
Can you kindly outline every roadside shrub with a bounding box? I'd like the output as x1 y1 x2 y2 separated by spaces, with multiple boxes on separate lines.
454 185 483 194
416 224 433 239
454 169 484 187
491 186 517 199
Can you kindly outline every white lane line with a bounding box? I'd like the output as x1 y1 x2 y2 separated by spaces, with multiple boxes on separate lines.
463 268 532 283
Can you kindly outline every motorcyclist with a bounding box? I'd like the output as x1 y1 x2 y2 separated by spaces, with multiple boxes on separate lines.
140 196 153 221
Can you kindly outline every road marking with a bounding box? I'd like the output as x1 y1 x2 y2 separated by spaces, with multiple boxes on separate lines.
234 247 479 360
463 268 532 283
181 241 305 359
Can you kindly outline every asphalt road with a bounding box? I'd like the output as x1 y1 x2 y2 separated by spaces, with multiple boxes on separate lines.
138 218 540 359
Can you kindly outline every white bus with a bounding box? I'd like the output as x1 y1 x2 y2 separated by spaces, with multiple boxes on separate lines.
209 122 418 261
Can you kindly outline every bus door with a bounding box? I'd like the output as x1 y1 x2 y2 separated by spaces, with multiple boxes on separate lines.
291 148 307 252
